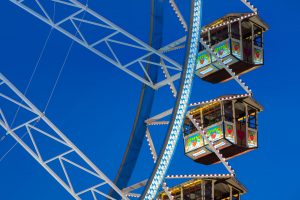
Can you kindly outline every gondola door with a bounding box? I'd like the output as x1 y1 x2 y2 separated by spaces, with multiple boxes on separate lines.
241 21 253 63
234 101 247 147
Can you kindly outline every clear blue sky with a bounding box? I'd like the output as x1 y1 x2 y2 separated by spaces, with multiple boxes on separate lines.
0 0 298 199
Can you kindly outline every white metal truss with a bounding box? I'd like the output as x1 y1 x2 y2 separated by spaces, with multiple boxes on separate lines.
159 37 186 53
7 0 262 199
147 121 169 126
162 182 174 200
125 193 140 198
169 0 187 32
145 128 157 163
145 108 173 125
10 0 183 89
161 59 178 97
0 73 128 200
186 113 235 175
240 0 257 13
122 179 148 198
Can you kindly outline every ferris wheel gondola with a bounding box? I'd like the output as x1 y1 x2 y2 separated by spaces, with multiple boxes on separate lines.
1 0 268 199
196 13 269 83
183 95 263 165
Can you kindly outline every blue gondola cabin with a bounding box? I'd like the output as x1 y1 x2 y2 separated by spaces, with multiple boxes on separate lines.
183 95 263 165
196 13 269 83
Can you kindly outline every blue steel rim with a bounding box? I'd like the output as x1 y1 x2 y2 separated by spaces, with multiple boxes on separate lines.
141 0 203 199
110 0 164 198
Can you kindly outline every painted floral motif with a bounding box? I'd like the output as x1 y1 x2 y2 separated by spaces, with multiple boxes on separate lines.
213 41 230 59
248 130 257 147
253 47 263 64
185 134 204 153
225 123 235 143
231 40 241 59
206 125 223 142
196 51 211 69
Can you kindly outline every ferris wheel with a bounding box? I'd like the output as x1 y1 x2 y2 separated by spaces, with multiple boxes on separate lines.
0 0 268 199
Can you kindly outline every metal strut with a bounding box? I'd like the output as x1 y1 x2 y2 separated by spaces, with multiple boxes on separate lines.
9 0 182 90
240 0 258 13
162 182 174 200
141 0 203 199
110 0 165 198
146 128 158 163
0 73 127 200
169 0 188 31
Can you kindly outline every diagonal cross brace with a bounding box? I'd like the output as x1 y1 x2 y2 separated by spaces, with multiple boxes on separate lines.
10 0 183 89
0 73 128 200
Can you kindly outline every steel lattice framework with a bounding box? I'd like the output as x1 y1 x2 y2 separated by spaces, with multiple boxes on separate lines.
2 0 261 199
10 0 184 89
0 74 127 200
141 0 203 198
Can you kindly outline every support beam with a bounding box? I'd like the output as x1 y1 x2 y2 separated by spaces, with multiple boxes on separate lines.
162 182 174 200
9 0 183 89
169 0 188 31
240 0 258 13
141 0 203 198
0 73 127 200
110 0 165 198
122 179 148 194
146 128 158 162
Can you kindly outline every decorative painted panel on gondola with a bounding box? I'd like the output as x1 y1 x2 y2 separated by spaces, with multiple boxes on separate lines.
196 51 211 69
212 40 230 60
253 47 263 64
247 129 258 148
225 122 235 143
205 124 223 142
231 38 242 59
185 133 204 153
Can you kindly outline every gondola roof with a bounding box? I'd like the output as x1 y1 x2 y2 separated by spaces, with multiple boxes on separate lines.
190 94 264 114
202 13 269 31
159 175 247 196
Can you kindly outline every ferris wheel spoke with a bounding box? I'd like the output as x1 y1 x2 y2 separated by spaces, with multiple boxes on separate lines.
10 0 183 90
145 128 158 163
154 72 181 90
122 179 148 195
0 74 128 200
159 36 186 53
240 0 258 13
126 193 141 198
169 0 188 32
162 182 174 200
161 59 178 97
142 0 203 198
